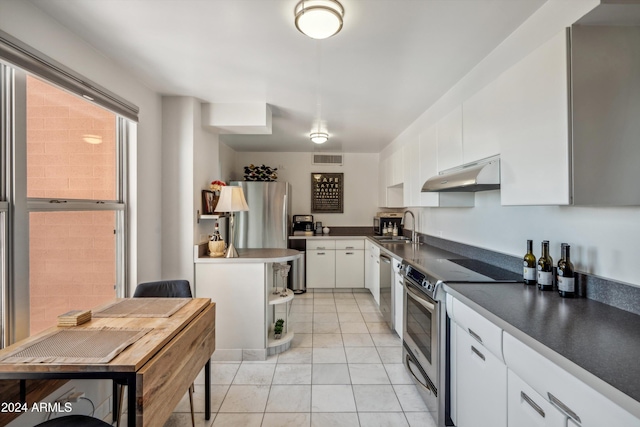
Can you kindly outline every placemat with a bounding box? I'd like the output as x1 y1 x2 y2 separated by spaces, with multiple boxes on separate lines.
0 328 151 364
92 298 190 318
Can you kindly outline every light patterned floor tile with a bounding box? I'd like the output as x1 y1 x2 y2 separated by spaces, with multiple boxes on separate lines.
311 363 351 384
218 385 270 412
262 413 311 427
232 363 275 385
345 347 382 364
313 348 347 364
273 364 312 384
357 412 409 427
212 413 263 427
311 385 357 412
277 347 312 364
311 412 360 427
265 385 312 412
405 412 437 427
352 385 402 412
348 364 391 385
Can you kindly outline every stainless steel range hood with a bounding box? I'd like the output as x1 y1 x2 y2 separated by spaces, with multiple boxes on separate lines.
421 157 500 192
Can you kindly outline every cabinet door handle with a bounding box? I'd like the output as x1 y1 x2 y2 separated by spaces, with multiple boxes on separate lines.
468 328 483 344
471 346 485 361
346 252 354 255
548 392 581 423
316 247 325 250
345 246 354 249
521 391 545 418
317 252 325 255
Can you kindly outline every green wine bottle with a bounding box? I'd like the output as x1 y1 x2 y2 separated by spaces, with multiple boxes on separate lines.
557 244 576 298
537 240 553 291
523 240 537 285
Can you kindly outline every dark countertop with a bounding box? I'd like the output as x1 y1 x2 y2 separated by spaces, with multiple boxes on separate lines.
372 240 640 418
445 283 640 418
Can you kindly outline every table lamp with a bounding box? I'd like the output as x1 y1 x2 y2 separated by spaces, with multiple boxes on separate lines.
215 185 249 258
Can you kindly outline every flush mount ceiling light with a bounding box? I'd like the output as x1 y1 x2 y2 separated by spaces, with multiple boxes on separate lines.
310 132 329 144
295 0 344 39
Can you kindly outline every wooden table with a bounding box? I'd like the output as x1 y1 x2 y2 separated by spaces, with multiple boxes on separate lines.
0 298 216 426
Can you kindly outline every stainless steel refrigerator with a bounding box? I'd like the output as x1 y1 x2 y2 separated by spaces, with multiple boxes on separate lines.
231 181 290 249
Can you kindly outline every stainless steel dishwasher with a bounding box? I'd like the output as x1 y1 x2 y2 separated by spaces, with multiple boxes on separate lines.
379 254 393 330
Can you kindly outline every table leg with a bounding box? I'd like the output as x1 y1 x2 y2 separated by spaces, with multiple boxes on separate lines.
127 375 136 426
112 381 118 423
19 380 26 403
205 359 211 420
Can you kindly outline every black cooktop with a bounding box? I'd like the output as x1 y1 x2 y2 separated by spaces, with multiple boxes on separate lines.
448 259 521 282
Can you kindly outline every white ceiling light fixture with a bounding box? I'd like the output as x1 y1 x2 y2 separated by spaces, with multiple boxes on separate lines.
294 0 344 40
310 132 329 144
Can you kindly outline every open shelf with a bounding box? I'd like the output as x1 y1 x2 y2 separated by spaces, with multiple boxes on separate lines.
196 211 227 224
267 330 295 348
268 288 294 305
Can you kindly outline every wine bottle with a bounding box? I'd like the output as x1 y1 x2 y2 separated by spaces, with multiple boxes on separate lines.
557 244 576 298
537 240 553 291
523 240 537 285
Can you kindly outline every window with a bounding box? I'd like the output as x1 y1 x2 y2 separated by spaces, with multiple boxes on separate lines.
23 75 126 335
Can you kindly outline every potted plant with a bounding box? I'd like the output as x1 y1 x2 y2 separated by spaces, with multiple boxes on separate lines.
274 318 284 339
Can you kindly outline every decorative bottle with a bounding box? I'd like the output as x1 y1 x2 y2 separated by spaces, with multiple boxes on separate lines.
537 240 553 291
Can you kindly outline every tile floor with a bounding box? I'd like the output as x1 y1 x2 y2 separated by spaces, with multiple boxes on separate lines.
162 290 437 427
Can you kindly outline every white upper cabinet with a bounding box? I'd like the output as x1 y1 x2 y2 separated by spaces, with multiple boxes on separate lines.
403 136 420 207
437 105 464 172
389 148 403 187
462 83 503 164
419 122 474 208
378 156 388 207
499 26 640 206
498 29 571 206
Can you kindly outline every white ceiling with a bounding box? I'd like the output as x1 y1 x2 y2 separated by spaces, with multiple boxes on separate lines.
30 0 546 153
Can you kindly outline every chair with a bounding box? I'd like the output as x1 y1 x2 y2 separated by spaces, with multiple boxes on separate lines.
116 280 195 427
34 415 111 427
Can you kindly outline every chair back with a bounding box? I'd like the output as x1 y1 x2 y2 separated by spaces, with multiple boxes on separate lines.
133 280 192 298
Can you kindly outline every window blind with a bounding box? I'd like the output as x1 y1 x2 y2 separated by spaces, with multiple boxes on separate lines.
0 29 139 122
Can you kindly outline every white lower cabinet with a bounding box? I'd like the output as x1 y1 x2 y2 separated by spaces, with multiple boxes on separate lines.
449 296 640 427
306 249 335 288
508 369 566 427
503 332 640 427
335 249 364 288
455 324 507 427
307 239 364 289
364 242 381 305
392 259 403 338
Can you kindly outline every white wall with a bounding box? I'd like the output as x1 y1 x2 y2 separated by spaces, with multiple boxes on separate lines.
0 0 163 289
161 97 222 282
385 0 640 288
233 152 379 227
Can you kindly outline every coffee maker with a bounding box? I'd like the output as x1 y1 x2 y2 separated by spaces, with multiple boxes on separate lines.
292 215 314 236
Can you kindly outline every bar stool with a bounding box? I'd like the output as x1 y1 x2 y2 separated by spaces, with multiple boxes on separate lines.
34 415 111 426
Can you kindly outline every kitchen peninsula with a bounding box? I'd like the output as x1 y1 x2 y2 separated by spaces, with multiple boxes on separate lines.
194 244 301 361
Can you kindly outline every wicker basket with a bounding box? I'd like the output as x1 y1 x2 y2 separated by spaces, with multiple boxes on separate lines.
208 240 226 257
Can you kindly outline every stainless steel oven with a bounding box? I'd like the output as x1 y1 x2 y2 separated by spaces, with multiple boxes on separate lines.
402 257 523 426
403 264 440 416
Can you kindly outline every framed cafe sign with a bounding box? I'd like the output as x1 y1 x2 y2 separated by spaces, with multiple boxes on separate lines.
311 173 344 213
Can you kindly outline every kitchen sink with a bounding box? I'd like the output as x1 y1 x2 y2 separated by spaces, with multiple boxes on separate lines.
373 236 412 244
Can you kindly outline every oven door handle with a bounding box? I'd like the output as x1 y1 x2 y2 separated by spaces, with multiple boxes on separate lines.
406 283 436 311
405 353 433 395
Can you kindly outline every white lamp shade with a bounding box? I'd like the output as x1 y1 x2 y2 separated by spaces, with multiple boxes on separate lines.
215 186 249 212
295 0 344 40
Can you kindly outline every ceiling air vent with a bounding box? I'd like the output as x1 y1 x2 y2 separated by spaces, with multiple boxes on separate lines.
312 153 343 166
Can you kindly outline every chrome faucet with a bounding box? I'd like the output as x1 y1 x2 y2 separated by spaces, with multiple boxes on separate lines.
401 210 418 245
